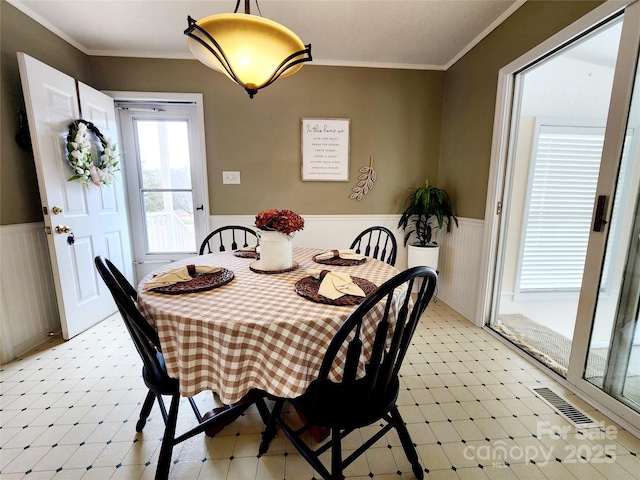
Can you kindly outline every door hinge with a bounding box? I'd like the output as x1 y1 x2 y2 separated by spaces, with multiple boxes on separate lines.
496 201 503 215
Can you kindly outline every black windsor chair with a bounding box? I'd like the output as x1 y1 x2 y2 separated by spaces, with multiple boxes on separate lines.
94 256 269 480
259 265 438 480
349 226 398 266
199 225 258 255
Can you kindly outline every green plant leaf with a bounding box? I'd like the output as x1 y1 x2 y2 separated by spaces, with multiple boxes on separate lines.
397 179 458 246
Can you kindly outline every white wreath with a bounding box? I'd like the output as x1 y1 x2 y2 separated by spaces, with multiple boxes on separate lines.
66 120 120 187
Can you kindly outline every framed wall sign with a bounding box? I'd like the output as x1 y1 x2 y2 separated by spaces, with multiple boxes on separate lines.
301 118 350 181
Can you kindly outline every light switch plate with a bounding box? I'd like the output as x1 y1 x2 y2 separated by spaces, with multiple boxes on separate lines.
222 171 241 184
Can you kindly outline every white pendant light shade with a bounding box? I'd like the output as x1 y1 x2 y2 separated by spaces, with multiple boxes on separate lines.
185 10 312 98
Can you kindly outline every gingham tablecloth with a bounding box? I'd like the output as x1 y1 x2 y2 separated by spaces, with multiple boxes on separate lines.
137 247 402 404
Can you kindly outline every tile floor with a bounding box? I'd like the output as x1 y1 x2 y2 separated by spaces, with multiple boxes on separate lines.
1 301 639 480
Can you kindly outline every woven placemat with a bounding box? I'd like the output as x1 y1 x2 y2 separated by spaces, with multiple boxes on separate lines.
233 250 258 259
312 254 367 266
294 276 377 305
249 261 299 275
151 268 234 295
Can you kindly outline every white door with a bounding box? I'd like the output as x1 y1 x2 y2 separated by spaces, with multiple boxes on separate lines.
116 99 210 281
17 53 133 339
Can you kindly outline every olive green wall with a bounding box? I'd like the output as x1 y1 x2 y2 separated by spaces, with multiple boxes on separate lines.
88 58 443 215
0 1 92 225
1 0 442 225
439 0 604 219
0 0 605 225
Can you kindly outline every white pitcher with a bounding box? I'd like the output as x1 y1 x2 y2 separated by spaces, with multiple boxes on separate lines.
257 230 294 270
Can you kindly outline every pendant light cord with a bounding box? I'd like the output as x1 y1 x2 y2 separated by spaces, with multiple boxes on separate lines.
233 0 262 16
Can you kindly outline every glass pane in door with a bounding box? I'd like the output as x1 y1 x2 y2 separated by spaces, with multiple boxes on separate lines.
143 191 195 253
136 119 195 253
585 53 640 412
138 120 191 189
492 18 623 377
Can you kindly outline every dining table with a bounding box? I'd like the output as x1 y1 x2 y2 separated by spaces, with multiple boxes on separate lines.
136 247 404 405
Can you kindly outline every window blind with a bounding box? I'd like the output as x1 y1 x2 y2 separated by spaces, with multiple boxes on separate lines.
518 125 604 292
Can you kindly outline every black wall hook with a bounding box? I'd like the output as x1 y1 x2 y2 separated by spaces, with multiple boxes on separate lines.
15 110 32 152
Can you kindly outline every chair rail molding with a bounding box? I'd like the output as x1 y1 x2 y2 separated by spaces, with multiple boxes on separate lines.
0 222 59 363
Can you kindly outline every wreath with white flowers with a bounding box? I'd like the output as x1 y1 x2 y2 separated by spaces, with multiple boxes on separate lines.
66 120 120 187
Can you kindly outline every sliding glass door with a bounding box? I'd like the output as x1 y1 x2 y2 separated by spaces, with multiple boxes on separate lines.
492 18 622 378
485 0 640 430
573 6 640 416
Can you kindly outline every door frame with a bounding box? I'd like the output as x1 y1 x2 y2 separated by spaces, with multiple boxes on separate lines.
105 91 210 282
477 0 640 437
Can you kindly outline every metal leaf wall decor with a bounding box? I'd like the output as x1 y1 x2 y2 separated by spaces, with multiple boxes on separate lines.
349 156 376 201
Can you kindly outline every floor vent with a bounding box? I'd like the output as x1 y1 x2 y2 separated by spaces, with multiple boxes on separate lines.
531 387 599 428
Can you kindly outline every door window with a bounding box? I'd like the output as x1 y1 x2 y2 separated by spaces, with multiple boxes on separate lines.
136 119 195 253
116 101 209 280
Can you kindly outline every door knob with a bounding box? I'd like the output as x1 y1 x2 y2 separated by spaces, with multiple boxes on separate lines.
55 225 72 234
51 206 63 215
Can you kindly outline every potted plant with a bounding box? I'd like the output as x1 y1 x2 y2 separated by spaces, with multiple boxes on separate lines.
397 179 458 269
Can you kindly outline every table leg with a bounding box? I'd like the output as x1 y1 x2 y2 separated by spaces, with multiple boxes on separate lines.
259 398 285 455
202 391 255 437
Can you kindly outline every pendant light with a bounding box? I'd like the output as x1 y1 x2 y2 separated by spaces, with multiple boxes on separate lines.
185 0 312 98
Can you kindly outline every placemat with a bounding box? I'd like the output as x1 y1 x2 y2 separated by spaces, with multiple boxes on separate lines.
249 261 299 275
312 254 367 266
294 275 377 305
151 268 234 295
233 250 258 259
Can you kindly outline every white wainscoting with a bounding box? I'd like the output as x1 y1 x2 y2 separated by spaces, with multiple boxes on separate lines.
212 214 408 266
436 218 485 322
211 215 485 323
0 216 485 363
0 223 59 364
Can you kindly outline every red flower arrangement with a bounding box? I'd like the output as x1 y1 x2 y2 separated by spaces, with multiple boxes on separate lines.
255 209 305 236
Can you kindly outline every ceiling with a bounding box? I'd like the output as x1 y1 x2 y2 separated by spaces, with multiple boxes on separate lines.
9 0 524 70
